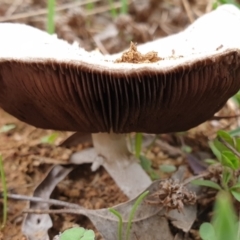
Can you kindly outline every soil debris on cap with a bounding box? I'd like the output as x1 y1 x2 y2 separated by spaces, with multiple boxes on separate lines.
115 41 161 63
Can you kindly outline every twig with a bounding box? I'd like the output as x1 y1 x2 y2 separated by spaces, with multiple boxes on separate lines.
181 0 195 23
0 193 81 209
23 208 81 215
211 114 240 120
182 172 209 186
31 155 68 165
155 139 184 157
206 0 214 13
92 36 109 55
4 0 23 17
218 137 240 158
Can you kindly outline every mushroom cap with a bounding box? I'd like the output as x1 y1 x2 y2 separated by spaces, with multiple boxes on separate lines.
0 5 240 134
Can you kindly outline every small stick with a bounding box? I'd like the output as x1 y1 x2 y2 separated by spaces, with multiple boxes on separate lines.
182 172 209 185
211 114 240 120
23 208 81 215
181 0 195 23
0 193 81 209
4 0 23 17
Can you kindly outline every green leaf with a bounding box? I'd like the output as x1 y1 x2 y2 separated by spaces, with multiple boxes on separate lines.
235 138 240 152
191 179 222 190
199 222 216 240
139 155 151 171
222 151 239 170
139 155 159 180
229 127 240 137
211 139 230 156
231 190 240 202
60 227 95 240
41 132 58 144
212 191 237 240
204 159 218 165
217 130 234 146
209 140 222 161
222 169 232 186
82 230 95 240
159 164 176 173
149 171 159 180
230 182 240 190
0 124 16 133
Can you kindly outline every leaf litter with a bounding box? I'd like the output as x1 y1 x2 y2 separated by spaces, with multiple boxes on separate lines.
10 164 198 240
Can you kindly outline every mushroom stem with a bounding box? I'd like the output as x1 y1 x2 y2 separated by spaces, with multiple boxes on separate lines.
91 132 152 198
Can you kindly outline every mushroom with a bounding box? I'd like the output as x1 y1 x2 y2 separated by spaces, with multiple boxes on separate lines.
0 4 240 198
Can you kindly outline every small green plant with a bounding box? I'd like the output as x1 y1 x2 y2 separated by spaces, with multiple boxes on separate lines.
41 132 59 144
0 155 7 229
132 133 159 180
109 191 149 240
59 227 95 240
108 208 123 240
192 130 240 202
200 191 239 240
139 155 159 180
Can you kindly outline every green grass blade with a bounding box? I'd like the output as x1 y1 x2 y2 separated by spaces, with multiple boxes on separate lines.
120 0 128 14
0 155 7 228
86 1 95 11
135 133 142 159
109 208 123 240
47 0 55 34
126 191 149 240
107 0 117 18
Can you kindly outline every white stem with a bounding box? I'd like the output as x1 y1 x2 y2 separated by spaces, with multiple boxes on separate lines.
92 132 152 199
